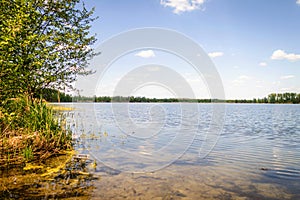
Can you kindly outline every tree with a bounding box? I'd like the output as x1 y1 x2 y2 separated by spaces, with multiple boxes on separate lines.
0 0 98 102
296 94 300 104
291 93 296 104
277 93 283 103
268 93 276 104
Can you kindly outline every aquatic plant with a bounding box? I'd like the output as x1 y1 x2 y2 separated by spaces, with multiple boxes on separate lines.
0 95 72 167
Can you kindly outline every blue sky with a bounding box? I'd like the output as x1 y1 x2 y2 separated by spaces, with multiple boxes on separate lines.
79 0 300 99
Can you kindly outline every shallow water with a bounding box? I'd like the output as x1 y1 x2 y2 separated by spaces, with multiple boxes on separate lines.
2 103 299 199
0 153 96 199
61 103 300 199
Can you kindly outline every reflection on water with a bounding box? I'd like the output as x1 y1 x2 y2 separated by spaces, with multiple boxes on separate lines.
37 103 300 199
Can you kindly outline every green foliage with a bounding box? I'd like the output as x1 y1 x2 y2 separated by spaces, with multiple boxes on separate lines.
23 146 33 161
35 88 72 102
267 93 300 104
1 96 71 142
0 0 95 166
0 0 98 101
229 93 300 104
0 96 72 165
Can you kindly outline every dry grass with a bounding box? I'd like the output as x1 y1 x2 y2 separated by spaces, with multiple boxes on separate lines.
0 129 72 167
0 96 72 167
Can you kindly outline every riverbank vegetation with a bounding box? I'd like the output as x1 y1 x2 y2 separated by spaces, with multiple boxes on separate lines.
0 96 72 167
0 0 97 167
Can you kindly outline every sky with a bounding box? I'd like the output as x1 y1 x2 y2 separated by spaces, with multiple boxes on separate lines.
77 0 300 99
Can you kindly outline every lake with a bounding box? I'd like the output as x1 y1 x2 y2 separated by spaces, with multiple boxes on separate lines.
63 103 300 199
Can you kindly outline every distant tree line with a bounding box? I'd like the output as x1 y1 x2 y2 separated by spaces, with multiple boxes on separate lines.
265 93 300 104
224 93 300 104
93 93 300 104
94 96 215 103
46 92 300 104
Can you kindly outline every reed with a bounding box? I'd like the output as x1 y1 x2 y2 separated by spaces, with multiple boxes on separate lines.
0 95 72 167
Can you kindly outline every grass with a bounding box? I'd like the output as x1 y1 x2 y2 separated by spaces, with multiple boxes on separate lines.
0 95 72 167
23 146 33 161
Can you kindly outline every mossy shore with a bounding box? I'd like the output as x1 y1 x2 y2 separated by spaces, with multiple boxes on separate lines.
0 96 97 199
0 151 97 199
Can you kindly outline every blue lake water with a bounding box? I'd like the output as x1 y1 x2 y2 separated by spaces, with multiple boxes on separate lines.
62 103 300 199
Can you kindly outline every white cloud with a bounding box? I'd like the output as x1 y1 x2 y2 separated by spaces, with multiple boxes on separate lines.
280 75 295 79
208 51 224 58
280 87 293 92
232 75 252 85
297 0 300 5
135 50 155 58
259 62 267 67
271 49 300 62
160 0 205 14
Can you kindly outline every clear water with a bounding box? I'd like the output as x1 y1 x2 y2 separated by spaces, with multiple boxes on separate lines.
65 103 300 199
